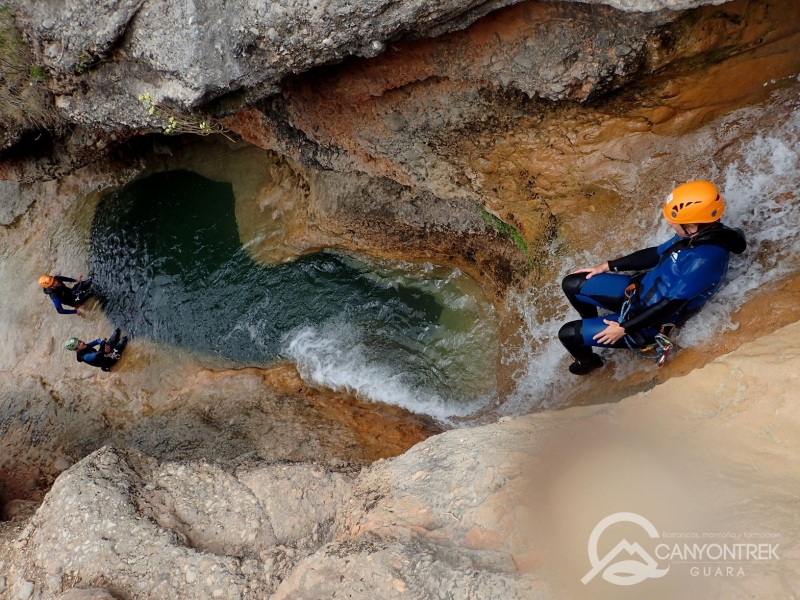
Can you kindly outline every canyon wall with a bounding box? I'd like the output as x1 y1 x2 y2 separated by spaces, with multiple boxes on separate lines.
8 0 727 135
4 0 800 290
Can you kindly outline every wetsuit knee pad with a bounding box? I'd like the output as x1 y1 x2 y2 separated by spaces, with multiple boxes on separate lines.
562 273 588 298
558 320 584 349
559 320 599 361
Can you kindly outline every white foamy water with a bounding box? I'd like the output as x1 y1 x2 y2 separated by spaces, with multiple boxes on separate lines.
284 322 490 422
282 258 500 422
504 93 800 413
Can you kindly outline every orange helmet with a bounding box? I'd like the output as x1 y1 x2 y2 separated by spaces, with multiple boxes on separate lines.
663 180 725 224
39 275 55 287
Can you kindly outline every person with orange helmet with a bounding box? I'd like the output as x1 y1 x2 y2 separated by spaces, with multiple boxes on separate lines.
39 274 94 314
558 180 747 375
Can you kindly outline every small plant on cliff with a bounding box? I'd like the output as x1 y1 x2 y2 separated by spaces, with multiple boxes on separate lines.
74 50 101 75
28 64 47 80
0 7 60 133
138 93 234 141
481 208 533 268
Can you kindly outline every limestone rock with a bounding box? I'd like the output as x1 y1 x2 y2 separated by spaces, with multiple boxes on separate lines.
0 181 35 227
562 0 730 10
17 580 34 599
260 0 800 241
10 0 523 129
21 446 358 598
237 463 355 547
272 538 545 599
56 589 120 600
5 0 780 188
7 0 729 134
10 0 144 72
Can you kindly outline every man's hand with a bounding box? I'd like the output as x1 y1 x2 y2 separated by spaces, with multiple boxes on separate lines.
592 319 626 345
76 274 83 282
76 305 84 315
573 262 610 280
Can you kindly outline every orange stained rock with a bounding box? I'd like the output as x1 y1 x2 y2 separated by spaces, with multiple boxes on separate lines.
464 524 507 551
258 363 442 460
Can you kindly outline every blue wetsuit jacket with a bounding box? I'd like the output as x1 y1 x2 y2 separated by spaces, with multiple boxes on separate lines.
43 276 78 314
76 339 114 369
569 224 747 349
609 224 747 332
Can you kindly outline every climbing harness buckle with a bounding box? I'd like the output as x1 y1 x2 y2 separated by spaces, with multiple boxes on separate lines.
654 333 673 367
619 295 675 366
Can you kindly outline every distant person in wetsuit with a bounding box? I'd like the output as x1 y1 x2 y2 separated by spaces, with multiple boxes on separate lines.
64 329 128 371
39 274 94 314
559 180 747 375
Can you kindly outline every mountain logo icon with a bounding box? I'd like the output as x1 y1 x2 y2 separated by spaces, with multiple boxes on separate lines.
581 512 670 586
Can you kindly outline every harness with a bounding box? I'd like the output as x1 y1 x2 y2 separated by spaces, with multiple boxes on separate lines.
619 284 674 367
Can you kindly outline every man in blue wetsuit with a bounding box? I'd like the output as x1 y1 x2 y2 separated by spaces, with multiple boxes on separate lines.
64 329 128 371
559 180 747 375
39 274 94 314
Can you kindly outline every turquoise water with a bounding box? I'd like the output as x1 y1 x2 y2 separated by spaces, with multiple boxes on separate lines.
90 170 498 418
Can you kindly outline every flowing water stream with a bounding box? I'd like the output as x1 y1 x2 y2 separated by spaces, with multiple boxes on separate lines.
89 170 499 421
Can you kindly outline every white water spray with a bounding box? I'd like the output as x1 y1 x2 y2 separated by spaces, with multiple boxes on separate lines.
284 322 489 421
282 259 500 422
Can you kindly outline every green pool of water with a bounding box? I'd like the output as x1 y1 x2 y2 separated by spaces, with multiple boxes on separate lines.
90 170 498 419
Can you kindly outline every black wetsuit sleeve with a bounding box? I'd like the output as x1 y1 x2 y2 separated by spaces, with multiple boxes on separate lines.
608 247 659 272
622 298 688 332
50 296 77 315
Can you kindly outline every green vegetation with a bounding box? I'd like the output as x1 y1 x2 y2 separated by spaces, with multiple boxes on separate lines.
75 50 101 75
138 93 234 141
0 6 59 140
481 208 534 268
0 8 28 74
28 64 47 80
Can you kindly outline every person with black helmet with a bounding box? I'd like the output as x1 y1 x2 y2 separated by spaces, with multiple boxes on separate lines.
64 329 128 371
558 180 747 375
39 274 94 315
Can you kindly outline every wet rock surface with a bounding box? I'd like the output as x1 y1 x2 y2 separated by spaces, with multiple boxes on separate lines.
263 0 800 247
6 0 799 268
0 360 437 514
0 145 443 513
1 0 798 487
0 0 798 497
